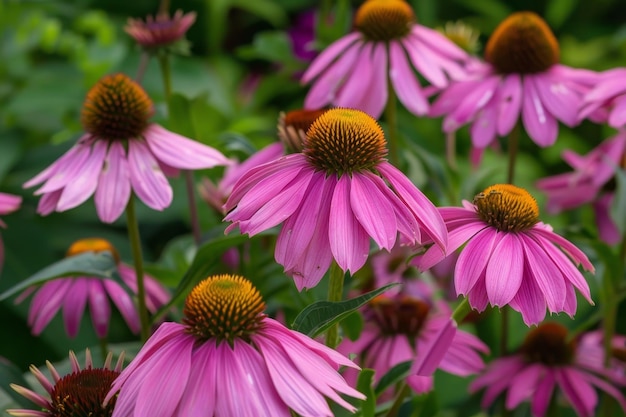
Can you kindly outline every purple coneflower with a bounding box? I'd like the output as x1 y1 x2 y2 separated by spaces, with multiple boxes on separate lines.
471 322 626 417
224 108 447 290
415 184 594 326
24 73 228 223
301 0 468 118
105 274 364 417
125 10 196 49
431 11 598 152
16 238 169 338
0 192 21 273
7 349 124 417
579 67 626 127
536 132 626 245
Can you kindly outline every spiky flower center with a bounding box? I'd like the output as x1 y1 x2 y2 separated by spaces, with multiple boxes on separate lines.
303 108 387 175
81 73 154 141
66 238 120 264
183 274 265 343
50 368 119 417
278 109 327 152
485 12 559 74
520 322 575 365
354 0 414 42
370 295 430 338
474 184 539 232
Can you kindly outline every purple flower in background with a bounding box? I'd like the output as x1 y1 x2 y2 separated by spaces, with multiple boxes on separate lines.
125 10 196 49
105 274 364 417
301 0 468 118
288 10 318 62
471 322 626 417
16 238 169 338
579 67 626 127
24 73 228 223
0 192 21 273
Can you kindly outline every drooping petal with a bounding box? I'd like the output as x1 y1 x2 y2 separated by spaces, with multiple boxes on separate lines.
358 42 388 118
301 33 361 83
334 43 375 113
350 173 396 251
505 363 542 409
389 41 429 116
455 228 498 295
25 139 90 189
95 141 131 223
411 317 456 376
521 234 566 312
533 72 580 127
531 370 556 417
509 268 547 326
128 140 172 210
555 367 597 417
87 280 112 338
497 74 523 136
485 232 524 306
29 279 73 335
102 279 140 334
174 341 217 417
61 279 89 337
521 76 558 147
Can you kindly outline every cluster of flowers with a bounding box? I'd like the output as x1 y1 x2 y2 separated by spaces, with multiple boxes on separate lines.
1 1 626 417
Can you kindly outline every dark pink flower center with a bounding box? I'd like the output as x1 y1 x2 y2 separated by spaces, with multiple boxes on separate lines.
370 295 430 339
520 322 575 366
50 368 119 417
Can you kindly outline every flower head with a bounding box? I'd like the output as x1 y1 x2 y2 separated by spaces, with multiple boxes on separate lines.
7 349 124 417
278 108 328 153
15 238 170 338
415 184 594 325
106 274 364 417
536 132 626 245
301 0 468 118
125 10 196 50
224 108 447 290
471 322 626 417
431 11 598 153
0 191 21 273
579 68 626 127
24 73 228 223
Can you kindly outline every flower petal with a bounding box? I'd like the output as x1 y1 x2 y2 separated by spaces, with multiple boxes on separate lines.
389 41 429 116
350 173 396 251
521 76 558 147
128 139 172 210
485 232 524 306
95 141 131 223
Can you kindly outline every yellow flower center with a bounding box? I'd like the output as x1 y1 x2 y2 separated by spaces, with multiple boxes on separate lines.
50 368 120 417
183 274 265 344
484 11 559 74
277 108 327 152
354 0 414 42
303 108 387 175
81 73 154 141
520 322 575 365
473 184 539 232
66 238 120 264
370 295 430 338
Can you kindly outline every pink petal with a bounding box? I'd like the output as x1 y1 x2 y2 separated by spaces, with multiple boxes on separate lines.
389 41 429 115
334 43 376 113
87 280 111 338
175 342 217 416
34 143 92 195
29 279 72 335
485 232 524 306
36 190 62 216
497 74 522 136
533 72 580 127
521 234 566 312
95 141 131 223
470 93 498 148
128 140 172 210
102 279 140 334
61 279 89 337
24 137 90 189
411 317 456 376
359 42 388 118
508 269 547 326
531 370 556 417
521 76 558 147
411 25 468 61
350 173 396 251
555 367 597 417
455 228 497 295
449 75 500 126
403 37 447 88
505 363 542 409
301 32 361 83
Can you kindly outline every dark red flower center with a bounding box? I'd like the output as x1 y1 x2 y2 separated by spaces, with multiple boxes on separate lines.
474 184 540 232
81 73 154 141
370 295 430 339
183 274 265 344
520 322 575 366
50 368 119 417
485 11 560 74
277 108 327 152
354 0 414 42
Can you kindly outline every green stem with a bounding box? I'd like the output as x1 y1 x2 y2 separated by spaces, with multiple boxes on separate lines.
384 74 399 167
506 124 520 184
446 131 457 171
135 51 150 84
451 297 471 323
158 54 202 246
500 307 509 355
98 337 109 363
386 382 411 417
126 196 151 342
325 262 345 349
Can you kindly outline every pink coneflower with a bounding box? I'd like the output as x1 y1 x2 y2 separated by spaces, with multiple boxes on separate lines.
224 108 447 290
470 322 626 417
415 184 594 326
24 73 228 223
7 349 124 417
431 11 598 152
579 67 626 127
339 292 488 397
301 0 468 118
105 274 364 417
125 10 196 49
536 132 626 245
0 191 21 273
15 238 169 338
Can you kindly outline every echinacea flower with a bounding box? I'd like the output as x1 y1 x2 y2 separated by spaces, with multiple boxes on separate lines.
105 274 364 417
0 191 21 273
224 108 447 290
431 11 598 152
471 322 626 417
536 132 626 245
24 73 229 223
415 184 594 326
125 10 196 50
15 238 169 338
7 349 124 417
579 67 626 127
301 0 468 118
338 291 489 397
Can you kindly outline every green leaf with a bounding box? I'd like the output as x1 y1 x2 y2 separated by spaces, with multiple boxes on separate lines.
375 360 411 396
292 283 398 337
152 233 250 320
0 251 117 301
546 0 579 29
355 369 376 417
0 358 32 408
340 310 364 341
230 0 288 27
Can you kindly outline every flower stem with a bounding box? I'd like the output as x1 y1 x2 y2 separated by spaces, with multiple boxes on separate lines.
326 261 345 349
446 131 457 171
135 51 150 84
98 337 109 363
506 123 520 184
451 297 471 323
158 54 202 245
384 77 400 167
125 195 150 342
386 382 411 417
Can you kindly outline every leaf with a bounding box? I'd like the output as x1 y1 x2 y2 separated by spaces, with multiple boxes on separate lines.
375 360 412 396
355 369 376 417
340 310 364 341
292 283 398 337
0 251 117 301
0 358 32 408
